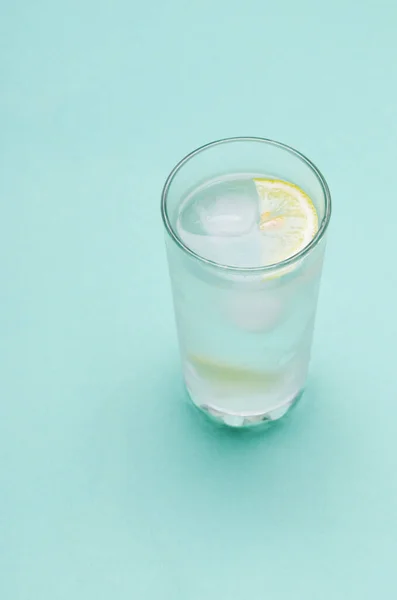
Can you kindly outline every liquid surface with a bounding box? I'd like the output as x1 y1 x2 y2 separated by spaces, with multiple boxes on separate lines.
177 174 318 268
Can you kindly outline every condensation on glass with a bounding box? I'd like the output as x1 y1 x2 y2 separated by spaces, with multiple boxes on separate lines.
162 137 331 428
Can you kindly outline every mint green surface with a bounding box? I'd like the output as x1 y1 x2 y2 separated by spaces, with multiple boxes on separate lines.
1 1 397 598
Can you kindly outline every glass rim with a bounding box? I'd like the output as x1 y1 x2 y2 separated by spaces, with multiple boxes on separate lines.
161 136 332 273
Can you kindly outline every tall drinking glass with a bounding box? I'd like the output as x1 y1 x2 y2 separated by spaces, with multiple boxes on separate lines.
162 138 331 427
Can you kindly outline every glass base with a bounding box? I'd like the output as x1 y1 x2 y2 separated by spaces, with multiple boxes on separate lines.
187 388 304 429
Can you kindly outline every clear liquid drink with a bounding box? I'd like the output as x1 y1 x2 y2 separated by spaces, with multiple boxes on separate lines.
162 138 331 427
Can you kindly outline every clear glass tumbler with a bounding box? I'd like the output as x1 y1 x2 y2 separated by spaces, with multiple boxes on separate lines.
162 137 331 427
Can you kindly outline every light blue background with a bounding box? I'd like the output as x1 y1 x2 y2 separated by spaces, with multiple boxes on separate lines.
1 1 397 598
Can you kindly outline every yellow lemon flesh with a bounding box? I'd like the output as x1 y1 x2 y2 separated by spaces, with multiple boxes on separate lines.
253 178 318 266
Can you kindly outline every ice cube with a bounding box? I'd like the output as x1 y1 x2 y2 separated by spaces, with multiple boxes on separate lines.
178 178 259 237
198 193 257 237
177 230 262 268
225 289 284 332
176 178 263 267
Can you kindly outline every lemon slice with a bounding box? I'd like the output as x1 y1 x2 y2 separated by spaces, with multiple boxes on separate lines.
189 354 281 390
253 178 318 266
